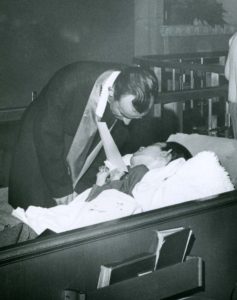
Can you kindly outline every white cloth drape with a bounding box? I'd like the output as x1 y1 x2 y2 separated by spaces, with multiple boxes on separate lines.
225 32 237 138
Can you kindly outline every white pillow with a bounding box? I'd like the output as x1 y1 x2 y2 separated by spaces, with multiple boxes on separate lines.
135 151 235 211
167 133 237 187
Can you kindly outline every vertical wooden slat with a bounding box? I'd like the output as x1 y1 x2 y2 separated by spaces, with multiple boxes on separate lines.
208 98 213 132
31 91 37 102
190 70 194 109
173 68 183 132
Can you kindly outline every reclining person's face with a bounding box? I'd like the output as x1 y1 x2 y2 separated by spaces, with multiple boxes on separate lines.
130 144 171 169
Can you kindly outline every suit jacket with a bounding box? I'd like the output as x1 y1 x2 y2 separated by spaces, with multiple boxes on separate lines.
8 61 129 209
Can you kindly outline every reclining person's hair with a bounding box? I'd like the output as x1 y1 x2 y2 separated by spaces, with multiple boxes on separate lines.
161 142 192 161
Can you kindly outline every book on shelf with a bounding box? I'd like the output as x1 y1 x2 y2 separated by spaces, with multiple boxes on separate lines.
97 226 192 289
97 252 156 289
154 227 193 270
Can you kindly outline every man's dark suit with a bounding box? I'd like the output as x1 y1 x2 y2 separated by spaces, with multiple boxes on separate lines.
8 61 129 209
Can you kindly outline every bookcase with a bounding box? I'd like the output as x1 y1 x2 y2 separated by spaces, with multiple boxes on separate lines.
76 257 203 300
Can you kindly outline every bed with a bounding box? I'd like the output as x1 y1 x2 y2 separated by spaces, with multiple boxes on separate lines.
1 53 237 300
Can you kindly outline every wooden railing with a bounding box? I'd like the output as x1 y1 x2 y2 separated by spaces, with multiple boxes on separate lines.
0 107 26 123
158 85 228 104
0 91 37 123
133 51 227 64
134 51 231 137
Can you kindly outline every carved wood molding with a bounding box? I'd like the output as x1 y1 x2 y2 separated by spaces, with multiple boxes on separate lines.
160 24 236 37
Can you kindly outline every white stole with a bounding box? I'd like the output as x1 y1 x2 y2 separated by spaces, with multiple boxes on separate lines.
225 32 237 103
66 70 121 187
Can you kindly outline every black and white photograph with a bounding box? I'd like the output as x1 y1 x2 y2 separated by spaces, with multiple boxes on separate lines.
0 1 237 299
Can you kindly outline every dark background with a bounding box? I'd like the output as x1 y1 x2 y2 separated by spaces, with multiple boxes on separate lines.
0 0 134 108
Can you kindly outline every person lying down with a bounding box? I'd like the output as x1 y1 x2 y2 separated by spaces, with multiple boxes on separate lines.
10 139 234 237
85 142 192 202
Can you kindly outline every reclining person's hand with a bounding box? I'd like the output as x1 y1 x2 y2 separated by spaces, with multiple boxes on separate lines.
96 166 110 186
109 168 125 181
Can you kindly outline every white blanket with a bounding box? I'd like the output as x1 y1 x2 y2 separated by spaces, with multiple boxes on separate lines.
13 189 142 235
13 151 234 234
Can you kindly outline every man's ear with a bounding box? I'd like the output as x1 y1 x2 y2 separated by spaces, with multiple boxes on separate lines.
160 150 172 164
108 87 114 97
107 87 114 104
164 150 172 163
161 149 172 157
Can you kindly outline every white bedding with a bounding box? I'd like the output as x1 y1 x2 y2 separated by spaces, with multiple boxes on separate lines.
133 151 234 211
13 151 234 235
13 189 141 235
168 133 237 187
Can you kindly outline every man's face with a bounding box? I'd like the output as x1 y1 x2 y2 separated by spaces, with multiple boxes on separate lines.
109 94 143 125
130 143 169 167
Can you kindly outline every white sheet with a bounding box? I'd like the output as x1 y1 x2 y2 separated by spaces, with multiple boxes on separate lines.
13 189 142 235
12 151 234 235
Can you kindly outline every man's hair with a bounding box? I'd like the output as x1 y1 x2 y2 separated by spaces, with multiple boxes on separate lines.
113 66 158 114
160 142 192 162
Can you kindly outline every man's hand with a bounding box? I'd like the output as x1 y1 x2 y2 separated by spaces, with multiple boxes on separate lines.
54 191 78 205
